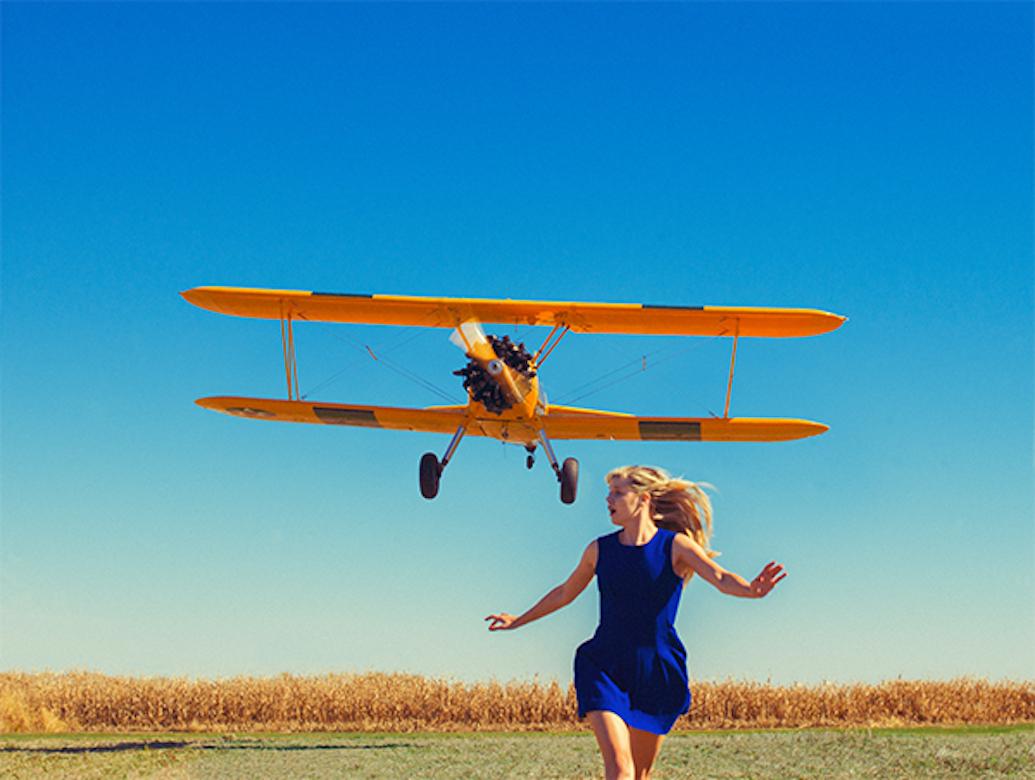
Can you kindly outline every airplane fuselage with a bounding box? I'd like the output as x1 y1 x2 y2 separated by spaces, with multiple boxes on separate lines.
462 367 543 445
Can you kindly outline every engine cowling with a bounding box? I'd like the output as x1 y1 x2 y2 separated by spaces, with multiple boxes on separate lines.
453 335 536 414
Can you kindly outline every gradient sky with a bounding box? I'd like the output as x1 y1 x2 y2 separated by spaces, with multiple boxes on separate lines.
2 2 1032 687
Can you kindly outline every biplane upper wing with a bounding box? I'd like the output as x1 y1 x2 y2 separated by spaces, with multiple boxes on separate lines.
196 396 467 433
182 286 845 337
542 404 828 442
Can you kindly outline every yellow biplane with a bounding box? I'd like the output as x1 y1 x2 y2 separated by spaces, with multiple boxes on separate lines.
182 286 845 503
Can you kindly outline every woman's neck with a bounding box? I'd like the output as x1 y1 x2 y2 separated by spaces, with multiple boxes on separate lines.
619 515 657 546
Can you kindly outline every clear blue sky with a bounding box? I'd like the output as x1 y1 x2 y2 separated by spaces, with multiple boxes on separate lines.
2 3 1031 686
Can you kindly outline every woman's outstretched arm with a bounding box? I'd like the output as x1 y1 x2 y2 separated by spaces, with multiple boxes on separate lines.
486 540 597 631
673 534 786 598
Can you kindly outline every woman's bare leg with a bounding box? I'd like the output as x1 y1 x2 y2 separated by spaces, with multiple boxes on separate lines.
628 726 665 780
586 710 635 780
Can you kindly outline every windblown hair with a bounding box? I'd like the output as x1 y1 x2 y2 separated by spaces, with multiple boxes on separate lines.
606 465 718 585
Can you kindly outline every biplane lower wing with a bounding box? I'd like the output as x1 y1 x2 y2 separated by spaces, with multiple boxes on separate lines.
198 397 827 442
196 396 467 434
542 404 827 442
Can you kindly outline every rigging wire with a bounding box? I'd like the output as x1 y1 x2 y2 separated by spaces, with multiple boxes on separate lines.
299 318 727 410
553 353 654 404
300 326 461 404
554 336 722 406
370 352 462 405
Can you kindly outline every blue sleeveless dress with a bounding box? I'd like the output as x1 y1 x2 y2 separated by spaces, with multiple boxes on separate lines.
573 527 691 734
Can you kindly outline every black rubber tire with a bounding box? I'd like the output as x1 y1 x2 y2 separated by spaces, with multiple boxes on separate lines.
560 457 579 504
419 452 441 499
526 455 535 470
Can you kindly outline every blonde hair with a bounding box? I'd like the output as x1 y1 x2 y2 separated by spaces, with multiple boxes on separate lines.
606 464 718 585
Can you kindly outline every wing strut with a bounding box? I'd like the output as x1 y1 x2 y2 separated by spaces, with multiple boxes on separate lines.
534 324 570 367
280 311 300 400
723 322 740 418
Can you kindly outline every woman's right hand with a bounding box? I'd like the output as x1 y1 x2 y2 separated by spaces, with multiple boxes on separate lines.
484 613 518 631
750 561 787 598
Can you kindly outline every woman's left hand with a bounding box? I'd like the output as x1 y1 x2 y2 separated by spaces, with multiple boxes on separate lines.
750 561 786 598
484 613 518 631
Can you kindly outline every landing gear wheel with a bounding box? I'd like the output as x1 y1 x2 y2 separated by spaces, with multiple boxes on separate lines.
560 457 579 504
419 452 441 499
525 444 536 470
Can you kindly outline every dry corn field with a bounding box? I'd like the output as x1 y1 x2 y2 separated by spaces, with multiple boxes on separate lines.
1 672 1032 733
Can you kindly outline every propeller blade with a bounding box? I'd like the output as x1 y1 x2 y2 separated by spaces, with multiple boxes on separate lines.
450 320 524 406
450 320 497 363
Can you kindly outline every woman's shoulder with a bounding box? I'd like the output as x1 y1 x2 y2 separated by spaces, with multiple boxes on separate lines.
587 532 619 557
667 528 691 548
577 537 603 570
658 526 680 552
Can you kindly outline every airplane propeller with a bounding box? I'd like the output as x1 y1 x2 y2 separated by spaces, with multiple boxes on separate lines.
450 320 526 411
449 320 496 363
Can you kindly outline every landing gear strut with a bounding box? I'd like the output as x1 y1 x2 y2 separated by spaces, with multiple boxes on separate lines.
538 429 578 504
419 426 577 504
419 424 466 500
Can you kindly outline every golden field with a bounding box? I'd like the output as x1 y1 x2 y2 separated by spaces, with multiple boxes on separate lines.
1 672 1031 733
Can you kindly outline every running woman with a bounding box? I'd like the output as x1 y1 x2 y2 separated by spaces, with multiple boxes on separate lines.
486 465 786 780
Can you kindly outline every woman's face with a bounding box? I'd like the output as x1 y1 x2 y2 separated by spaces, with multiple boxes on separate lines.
606 476 646 526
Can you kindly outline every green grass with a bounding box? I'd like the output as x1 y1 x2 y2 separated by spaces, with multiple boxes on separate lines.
1 725 1032 779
